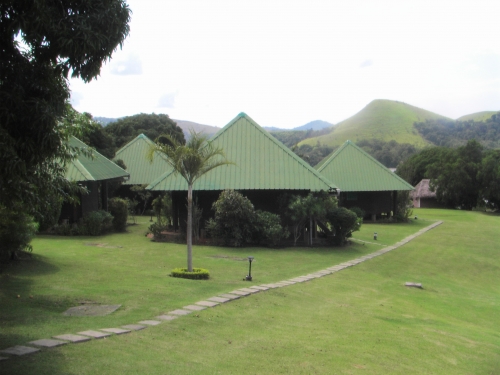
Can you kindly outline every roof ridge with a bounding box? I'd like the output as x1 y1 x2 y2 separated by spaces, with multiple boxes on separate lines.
228 113 338 189
347 141 414 189
115 133 152 156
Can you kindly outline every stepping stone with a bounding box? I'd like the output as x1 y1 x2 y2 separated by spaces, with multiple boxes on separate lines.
207 296 230 303
138 320 161 326
0 345 40 356
100 328 131 335
0 356 8 361
229 290 252 296
53 334 91 343
156 315 178 321
261 283 280 288
219 293 241 300
78 330 112 339
121 324 146 331
238 288 260 293
168 309 192 316
249 285 269 291
29 339 67 348
183 304 207 311
195 300 219 307
63 304 121 317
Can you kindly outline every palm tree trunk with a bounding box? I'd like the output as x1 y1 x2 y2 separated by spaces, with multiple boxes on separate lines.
187 184 193 272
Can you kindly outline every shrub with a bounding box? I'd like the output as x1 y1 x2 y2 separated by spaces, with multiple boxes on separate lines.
253 210 289 247
205 190 256 246
326 207 361 245
394 191 413 222
349 206 365 220
171 267 210 280
0 206 38 261
109 197 128 231
81 210 113 236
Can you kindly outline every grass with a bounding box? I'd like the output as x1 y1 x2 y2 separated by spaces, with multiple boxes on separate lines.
1 210 499 374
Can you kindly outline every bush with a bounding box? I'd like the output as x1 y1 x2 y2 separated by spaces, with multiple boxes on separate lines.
326 207 361 245
349 206 365 220
0 206 38 261
81 210 113 236
253 210 289 247
171 267 210 280
205 190 256 246
109 197 128 231
394 191 413 222
148 222 166 240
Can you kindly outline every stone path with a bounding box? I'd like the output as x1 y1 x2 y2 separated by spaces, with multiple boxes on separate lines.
0 221 442 361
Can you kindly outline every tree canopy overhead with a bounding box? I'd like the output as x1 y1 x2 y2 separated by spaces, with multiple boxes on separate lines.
0 0 131 211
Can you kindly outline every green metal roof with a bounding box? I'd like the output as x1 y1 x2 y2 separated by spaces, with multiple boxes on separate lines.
65 137 129 182
315 140 414 192
114 134 172 185
148 113 337 192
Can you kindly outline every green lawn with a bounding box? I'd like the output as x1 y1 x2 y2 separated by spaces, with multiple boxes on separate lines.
1 210 499 374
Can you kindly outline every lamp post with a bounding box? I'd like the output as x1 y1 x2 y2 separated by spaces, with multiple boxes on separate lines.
245 256 254 281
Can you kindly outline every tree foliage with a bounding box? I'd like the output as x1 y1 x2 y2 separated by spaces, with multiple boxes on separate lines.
356 139 419 168
397 140 485 210
0 0 131 258
478 149 500 209
105 113 185 150
414 113 500 148
283 191 337 246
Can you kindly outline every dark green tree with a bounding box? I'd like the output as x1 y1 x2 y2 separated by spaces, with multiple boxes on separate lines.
427 140 483 210
478 149 500 209
0 0 131 259
105 113 185 150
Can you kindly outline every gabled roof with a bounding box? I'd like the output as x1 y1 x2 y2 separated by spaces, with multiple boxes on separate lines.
148 113 337 192
315 140 413 192
114 134 172 185
65 137 129 182
410 179 436 198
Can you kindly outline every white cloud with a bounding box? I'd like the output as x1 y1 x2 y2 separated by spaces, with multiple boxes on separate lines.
110 53 143 75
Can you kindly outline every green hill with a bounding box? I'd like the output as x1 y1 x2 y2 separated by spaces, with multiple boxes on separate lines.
456 111 497 122
300 99 451 148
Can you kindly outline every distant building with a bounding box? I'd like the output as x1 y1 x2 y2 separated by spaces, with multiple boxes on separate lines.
411 179 442 208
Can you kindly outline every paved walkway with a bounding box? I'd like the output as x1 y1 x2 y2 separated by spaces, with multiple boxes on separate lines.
0 221 443 361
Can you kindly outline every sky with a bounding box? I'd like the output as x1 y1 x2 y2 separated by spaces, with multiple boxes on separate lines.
69 0 500 129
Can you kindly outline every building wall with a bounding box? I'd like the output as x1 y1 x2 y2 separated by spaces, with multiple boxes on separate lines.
339 191 394 217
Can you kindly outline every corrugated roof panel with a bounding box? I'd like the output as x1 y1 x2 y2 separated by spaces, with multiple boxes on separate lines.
316 140 414 192
114 134 172 185
148 113 337 192
65 137 129 182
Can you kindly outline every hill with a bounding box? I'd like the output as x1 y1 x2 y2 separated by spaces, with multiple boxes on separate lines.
299 99 450 148
456 111 497 122
173 119 220 138
293 120 334 131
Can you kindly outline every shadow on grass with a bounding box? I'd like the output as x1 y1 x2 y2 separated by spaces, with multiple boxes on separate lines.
0 255 80 349
1 349 75 375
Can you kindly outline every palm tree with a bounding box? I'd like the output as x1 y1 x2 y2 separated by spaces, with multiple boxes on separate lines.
147 131 232 272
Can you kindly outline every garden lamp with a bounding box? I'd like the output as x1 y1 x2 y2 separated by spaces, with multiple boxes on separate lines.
374 232 378 240
245 256 254 281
